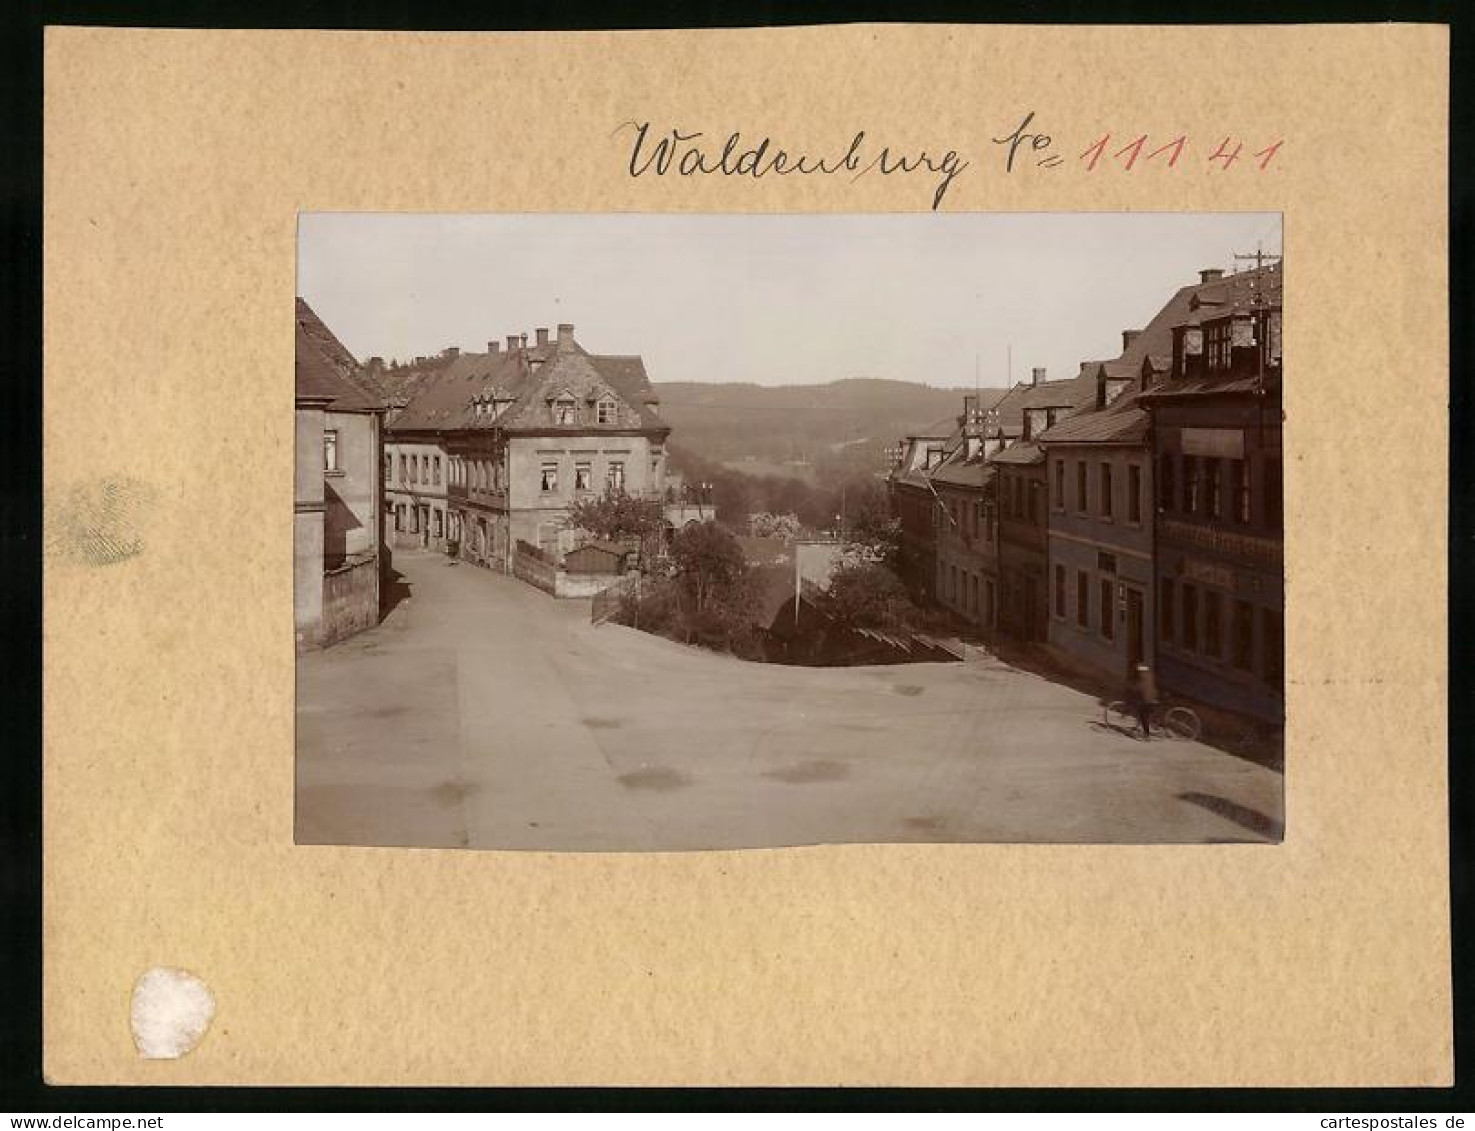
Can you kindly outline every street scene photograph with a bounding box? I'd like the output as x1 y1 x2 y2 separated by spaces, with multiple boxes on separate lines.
294 211 1285 850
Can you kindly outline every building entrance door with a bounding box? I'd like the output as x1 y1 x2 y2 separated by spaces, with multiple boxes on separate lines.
1126 586 1145 663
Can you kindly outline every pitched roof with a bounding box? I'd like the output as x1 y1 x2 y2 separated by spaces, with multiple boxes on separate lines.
294 299 380 412
988 439 1045 466
1037 262 1282 444
387 334 669 436
929 456 996 489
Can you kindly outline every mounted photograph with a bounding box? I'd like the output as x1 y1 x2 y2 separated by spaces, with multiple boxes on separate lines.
294 212 1285 850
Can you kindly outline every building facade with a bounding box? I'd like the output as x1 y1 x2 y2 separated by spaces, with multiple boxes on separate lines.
294 299 384 650
886 420 953 602
1144 263 1284 724
380 323 672 580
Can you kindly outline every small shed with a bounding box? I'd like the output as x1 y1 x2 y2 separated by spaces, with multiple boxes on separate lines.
564 539 637 575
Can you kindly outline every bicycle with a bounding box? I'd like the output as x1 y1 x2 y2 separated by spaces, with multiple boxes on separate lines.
1102 699 1203 742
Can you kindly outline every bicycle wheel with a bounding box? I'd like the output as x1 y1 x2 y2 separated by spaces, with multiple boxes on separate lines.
1162 706 1202 742
1104 701 1137 732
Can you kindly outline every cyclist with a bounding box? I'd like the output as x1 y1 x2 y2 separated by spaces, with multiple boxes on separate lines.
1125 662 1159 739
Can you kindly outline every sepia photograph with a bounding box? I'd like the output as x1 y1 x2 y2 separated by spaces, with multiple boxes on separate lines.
294 212 1285 851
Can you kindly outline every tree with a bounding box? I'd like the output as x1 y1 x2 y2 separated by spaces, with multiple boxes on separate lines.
822 560 923 633
668 520 749 616
748 511 802 541
841 478 901 567
565 488 668 561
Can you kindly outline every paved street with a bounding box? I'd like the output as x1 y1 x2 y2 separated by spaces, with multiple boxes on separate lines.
296 551 1284 849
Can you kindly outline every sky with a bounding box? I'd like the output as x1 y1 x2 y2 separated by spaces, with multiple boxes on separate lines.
298 212 1282 389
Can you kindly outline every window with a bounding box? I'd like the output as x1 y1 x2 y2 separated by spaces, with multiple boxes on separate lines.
1204 591 1223 658
323 430 338 472
383 454 391 482
1206 320 1232 370
1263 457 1283 529
1128 464 1142 523
1158 453 1176 512
1181 583 1199 651
1230 459 1250 523
540 462 559 492
1160 578 1176 643
399 454 407 482
1100 462 1113 519
1076 570 1090 628
608 461 625 492
596 398 618 424
408 505 419 534
1182 455 1199 514
394 504 403 532
1100 578 1115 640
409 456 418 484
434 509 444 538
1054 564 1066 618
1262 607 1284 689
575 462 593 492
1076 460 1088 513
1028 481 1042 525
433 456 441 486
553 396 577 425
1232 600 1255 670
1053 460 1065 509
1205 459 1222 519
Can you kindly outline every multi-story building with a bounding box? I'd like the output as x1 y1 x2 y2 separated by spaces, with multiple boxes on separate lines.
386 323 672 574
929 395 1003 631
886 418 954 602
1142 263 1284 724
988 368 1095 642
1035 269 1233 680
293 299 384 649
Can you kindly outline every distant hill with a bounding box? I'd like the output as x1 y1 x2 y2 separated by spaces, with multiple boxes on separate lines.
654 378 1006 473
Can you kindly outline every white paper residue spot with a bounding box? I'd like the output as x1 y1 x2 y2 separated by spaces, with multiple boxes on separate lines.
129 966 216 1059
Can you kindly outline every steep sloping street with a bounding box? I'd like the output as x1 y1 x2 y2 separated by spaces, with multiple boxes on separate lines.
297 552 1282 850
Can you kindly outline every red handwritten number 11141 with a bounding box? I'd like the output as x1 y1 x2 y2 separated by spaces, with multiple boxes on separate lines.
1079 134 1284 171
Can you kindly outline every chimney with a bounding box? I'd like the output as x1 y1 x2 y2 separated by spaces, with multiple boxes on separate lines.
962 394 980 437
505 334 519 352
1122 329 1141 351
487 340 500 354
520 333 528 349
442 346 460 358
557 323 574 346
1199 267 1224 284
1031 366 1046 387
535 327 550 347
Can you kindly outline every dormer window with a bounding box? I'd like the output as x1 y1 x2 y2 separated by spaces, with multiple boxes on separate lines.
552 395 577 425
596 397 618 425
1206 320 1232 371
